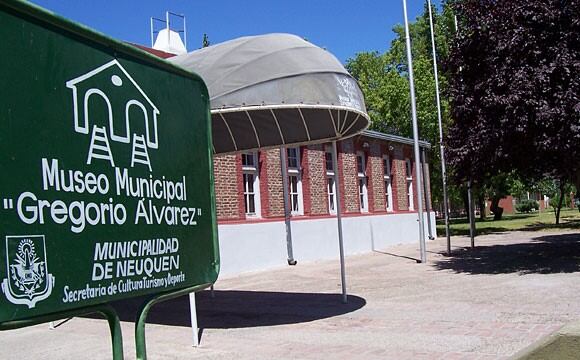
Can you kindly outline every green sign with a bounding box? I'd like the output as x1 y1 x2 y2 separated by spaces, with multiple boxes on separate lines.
0 1 219 324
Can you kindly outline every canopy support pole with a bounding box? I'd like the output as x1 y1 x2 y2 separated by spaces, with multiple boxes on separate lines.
421 149 434 240
403 0 427 263
332 141 348 304
280 147 296 265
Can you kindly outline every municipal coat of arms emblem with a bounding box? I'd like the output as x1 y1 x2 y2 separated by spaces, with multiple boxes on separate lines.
1 235 55 308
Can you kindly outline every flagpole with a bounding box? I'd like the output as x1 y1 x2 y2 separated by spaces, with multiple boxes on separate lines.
402 0 427 263
426 0 451 254
453 7 476 247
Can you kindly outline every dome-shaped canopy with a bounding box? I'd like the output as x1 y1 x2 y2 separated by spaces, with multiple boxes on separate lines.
170 33 369 154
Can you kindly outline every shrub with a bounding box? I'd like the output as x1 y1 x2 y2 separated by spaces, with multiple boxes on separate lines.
516 199 539 213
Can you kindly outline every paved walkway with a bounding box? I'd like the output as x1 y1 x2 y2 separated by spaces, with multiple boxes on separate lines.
2 230 580 359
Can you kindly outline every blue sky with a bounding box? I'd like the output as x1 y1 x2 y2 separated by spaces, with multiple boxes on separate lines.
30 0 441 63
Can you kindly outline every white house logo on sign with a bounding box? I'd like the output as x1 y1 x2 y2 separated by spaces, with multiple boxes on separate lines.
1 60 198 308
0 59 196 236
1 235 55 308
65 59 160 171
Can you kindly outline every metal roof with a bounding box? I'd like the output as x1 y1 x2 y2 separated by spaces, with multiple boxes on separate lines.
169 33 370 154
361 130 431 149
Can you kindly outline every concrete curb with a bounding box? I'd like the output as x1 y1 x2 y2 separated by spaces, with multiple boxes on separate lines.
511 322 580 360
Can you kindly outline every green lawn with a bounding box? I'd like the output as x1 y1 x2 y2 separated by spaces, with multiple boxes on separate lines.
436 208 580 236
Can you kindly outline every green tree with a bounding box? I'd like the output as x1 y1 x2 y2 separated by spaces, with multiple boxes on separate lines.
346 3 456 209
446 0 580 210
532 178 575 224
482 172 525 220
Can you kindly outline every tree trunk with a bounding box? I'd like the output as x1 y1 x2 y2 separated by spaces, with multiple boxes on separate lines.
490 196 504 221
555 181 565 225
478 193 486 220
462 188 469 219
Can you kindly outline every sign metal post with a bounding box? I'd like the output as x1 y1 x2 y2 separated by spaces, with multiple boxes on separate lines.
189 292 199 347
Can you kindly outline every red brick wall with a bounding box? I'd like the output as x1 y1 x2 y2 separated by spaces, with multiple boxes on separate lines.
339 139 359 213
235 154 246 218
382 143 394 212
303 144 327 216
422 159 432 210
402 147 419 211
486 196 515 215
539 197 546 211
212 138 431 222
213 154 244 220
264 149 284 218
500 196 515 214
301 147 311 215
410 151 432 212
367 140 385 212
258 151 270 218
355 144 374 213
391 144 408 211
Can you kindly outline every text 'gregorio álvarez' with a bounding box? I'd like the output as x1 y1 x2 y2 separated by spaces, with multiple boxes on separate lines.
10 158 201 233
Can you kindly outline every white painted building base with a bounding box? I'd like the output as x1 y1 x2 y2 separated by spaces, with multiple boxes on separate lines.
217 212 437 277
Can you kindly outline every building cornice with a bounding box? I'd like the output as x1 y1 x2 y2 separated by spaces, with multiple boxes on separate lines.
361 130 431 149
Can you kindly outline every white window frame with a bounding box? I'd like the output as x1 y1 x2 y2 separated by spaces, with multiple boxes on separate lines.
405 158 414 211
357 151 368 213
383 155 393 212
325 145 336 215
242 151 261 217
287 147 304 215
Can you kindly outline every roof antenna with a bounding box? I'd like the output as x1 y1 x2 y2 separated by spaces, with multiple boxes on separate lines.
150 11 187 55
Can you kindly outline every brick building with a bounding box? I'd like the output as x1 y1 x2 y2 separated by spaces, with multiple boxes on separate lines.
215 130 436 275
131 42 435 276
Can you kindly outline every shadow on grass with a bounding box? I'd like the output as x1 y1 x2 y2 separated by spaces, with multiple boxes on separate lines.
524 219 580 231
432 233 580 275
440 214 538 226
437 215 580 236
437 226 511 236
98 290 365 329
